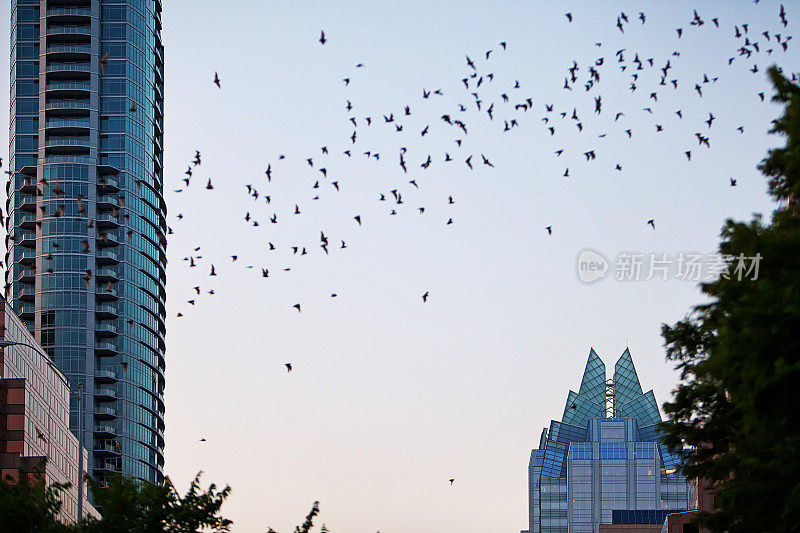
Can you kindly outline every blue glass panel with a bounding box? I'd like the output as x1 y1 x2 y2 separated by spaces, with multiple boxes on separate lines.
613 348 644 407
578 348 607 405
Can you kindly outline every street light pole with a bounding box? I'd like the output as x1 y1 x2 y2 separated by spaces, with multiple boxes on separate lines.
76 380 84 522
0 340 86 522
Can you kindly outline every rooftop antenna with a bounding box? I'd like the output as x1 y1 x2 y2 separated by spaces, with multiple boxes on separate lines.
605 378 615 418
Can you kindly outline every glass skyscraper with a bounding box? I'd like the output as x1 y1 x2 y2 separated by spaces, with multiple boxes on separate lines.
7 0 165 488
522 349 694 533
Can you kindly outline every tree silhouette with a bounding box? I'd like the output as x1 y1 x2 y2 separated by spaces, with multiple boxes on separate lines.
660 66 800 532
81 471 232 532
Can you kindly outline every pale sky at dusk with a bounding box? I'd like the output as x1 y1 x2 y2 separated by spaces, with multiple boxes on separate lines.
2 1 796 531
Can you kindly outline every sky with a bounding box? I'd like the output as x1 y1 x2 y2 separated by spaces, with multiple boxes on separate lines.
2 1 797 531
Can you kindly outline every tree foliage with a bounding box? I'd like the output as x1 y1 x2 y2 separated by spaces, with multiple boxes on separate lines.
759 67 800 202
0 467 335 532
80 472 232 532
660 66 800 533
266 501 330 533
0 472 72 533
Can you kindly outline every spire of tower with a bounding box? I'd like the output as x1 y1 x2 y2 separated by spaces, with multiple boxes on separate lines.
562 348 607 425
578 347 607 406
613 347 643 407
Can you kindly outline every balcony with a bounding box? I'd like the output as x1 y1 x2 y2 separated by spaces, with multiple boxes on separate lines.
96 232 119 247
94 369 118 383
94 425 117 437
45 117 90 134
93 443 122 456
17 304 35 320
47 24 91 33
18 269 35 284
46 43 90 53
45 136 90 156
94 406 117 419
20 179 37 194
95 288 119 301
18 286 35 302
95 323 118 337
47 7 91 15
96 213 119 229
46 135 89 146
45 80 89 90
97 165 121 176
45 25 91 41
40 156 93 166
18 213 37 230
17 244 36 263
97 178 119 192
19 197 37 212
20 165 37 176
45 80 90 98
45 42 90 61
45 100 90 117
45 62 91 77
96 249 119 264
95 268 119 282
94 461 120 473
19 231 37 247
95 304 118 319
46 8 91 23
45 97 90 109
97 195 119 210
95 340 119 355
95 388 117 401
44 136 90 148
44 62 90 82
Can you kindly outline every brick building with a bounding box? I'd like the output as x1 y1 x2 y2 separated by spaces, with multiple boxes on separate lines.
1 297 97 522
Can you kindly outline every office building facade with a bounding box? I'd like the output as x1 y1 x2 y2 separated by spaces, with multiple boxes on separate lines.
7 0 166 487
523 349 694 533
1 298 99 522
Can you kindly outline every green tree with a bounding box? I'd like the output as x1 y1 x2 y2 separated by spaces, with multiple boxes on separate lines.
80 471 232 532
266 501 330 533
660 66 800 533
0 470 72 533
1 468 233 532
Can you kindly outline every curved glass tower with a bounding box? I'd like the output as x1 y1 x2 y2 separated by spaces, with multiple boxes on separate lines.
7 0 166 487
